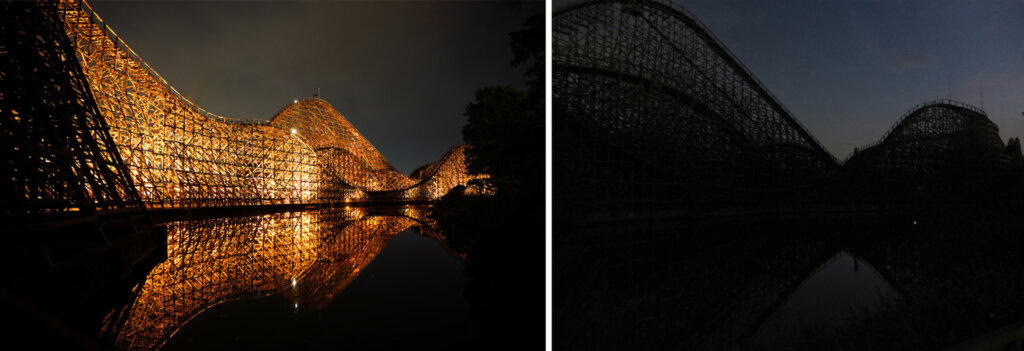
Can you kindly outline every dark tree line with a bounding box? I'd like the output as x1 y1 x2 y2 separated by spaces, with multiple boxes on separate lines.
429 9 544 351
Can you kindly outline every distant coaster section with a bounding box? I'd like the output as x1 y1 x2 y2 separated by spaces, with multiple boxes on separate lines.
842 100 1018 203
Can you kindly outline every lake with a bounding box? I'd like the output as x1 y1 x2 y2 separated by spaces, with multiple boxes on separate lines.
100 206 482 350
555 210 1024 350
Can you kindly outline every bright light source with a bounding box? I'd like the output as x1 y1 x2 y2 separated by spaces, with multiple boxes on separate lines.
291 278 297 287
293 99 298 103
291 128 297 134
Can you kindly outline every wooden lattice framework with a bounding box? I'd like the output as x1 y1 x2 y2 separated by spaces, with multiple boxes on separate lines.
844 99 1008 174
841 99 1015 202
24 0 485 211
269 99 415 193
1 1 142 219
554 0 837 216
101 206 454 351
553 0 1020 217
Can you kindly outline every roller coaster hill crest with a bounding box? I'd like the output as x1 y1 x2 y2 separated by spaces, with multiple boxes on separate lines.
1 0 490 224
554 0 1024 221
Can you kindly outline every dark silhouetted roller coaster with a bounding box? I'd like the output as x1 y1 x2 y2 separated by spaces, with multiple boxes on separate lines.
554 0 1023 220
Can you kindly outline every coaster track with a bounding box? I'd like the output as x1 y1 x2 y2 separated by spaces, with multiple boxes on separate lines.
844 99 1009 174
1 0 485 214
554 0 1018 215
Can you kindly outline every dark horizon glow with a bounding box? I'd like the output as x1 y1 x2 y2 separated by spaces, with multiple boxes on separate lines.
89 1 542 174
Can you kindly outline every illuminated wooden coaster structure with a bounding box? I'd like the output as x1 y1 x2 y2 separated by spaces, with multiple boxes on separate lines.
1 2 483 348
51 0 483 209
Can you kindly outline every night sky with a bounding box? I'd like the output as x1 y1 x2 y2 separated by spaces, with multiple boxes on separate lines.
557 0 1024 159
80 1 1024 168
88 1 541 174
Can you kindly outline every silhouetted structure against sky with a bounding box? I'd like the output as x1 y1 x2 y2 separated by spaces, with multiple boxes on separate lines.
642 0 1024 157
554 3 1024 350
554 0 1022 220
555 0 836 218
843 100 1019 203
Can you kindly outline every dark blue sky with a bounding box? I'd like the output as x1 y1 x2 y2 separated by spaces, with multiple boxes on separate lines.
556 0 1024 159
82 1 1024 167
679 0 1024 158
89 1 541 174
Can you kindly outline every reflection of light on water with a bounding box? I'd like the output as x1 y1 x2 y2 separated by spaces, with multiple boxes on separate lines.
104 207 429 351
751 251 900 348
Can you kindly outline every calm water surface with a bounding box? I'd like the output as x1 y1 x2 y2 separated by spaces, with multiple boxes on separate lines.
750 251 900 348
555 218 979 350
557 214 1024 351
102 206 477 350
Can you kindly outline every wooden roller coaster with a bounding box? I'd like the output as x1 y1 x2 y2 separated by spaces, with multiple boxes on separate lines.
2 0 486 221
